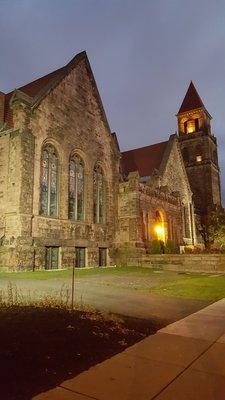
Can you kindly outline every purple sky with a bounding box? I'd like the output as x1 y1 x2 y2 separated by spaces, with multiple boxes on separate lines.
1 0 225 201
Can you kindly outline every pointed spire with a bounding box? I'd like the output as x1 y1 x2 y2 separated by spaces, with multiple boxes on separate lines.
178 81 205 114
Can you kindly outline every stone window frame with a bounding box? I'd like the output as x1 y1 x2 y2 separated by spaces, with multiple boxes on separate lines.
45 246 60 269
68 152 85 221
39 143 59 218
93 163 106 224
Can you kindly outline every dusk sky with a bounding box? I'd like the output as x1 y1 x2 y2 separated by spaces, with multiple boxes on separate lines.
1 0 225 200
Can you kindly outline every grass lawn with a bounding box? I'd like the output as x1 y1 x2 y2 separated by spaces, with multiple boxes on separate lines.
0 266 156 280
152 273 225 301
0 266 225 301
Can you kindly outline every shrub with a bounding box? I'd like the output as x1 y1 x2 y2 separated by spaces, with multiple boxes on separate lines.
164 239 179 254
147 240 163 254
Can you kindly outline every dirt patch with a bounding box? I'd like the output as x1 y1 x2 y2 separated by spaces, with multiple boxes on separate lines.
0 306 167 400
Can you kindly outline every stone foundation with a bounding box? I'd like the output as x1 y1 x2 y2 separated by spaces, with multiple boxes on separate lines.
140 254 225 273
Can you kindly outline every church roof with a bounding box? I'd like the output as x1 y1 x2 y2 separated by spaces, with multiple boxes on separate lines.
121 140 168 177
11 67 65 98
1 51 111 133
2 64 67 127
178 81 205 114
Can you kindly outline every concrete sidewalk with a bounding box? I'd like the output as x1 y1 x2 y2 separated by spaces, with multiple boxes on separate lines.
33 299 225 400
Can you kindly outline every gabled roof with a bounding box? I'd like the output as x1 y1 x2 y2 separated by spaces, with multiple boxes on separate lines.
3 65 66 127
13 67 65 98
2 51 111 132
121 140 168 177
178 81 205 114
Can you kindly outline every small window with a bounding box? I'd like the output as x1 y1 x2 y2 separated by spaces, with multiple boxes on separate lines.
99 248 107 267
75 247 86 268
45 247 59 269
93 165 106 224
196 155 202 162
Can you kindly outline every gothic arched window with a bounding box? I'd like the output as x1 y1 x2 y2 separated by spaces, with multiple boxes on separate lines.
40 144 58 217
93 165 105 224
68 154 84 220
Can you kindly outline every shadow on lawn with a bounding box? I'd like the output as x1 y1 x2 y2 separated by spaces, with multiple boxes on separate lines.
0 306 168 400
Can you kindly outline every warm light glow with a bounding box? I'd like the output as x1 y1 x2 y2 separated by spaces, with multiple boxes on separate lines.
186 119 195 134
196 155 202 162
187 126 194 133
154 224 165 242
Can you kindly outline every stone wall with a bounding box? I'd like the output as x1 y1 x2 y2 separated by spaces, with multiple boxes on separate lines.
140 254 225 273
160 136 196 244
0 92 5 123
116 172 183 250
0 56 120 270
179 132 221 212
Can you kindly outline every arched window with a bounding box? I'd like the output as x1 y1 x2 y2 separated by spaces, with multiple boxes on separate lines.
40 144 58 217
184 119 199 134
68 154 84 220
154 210 166 243
93 165 105 224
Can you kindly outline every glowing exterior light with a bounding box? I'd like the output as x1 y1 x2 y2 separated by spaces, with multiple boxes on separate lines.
187 120 195 133
154 225 164 235
196 155 202 162
154 224 165 242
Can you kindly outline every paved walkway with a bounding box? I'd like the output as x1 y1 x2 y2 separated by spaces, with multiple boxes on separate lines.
33 298 225 400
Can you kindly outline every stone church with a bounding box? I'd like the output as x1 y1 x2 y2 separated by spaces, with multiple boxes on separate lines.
0 51 221 270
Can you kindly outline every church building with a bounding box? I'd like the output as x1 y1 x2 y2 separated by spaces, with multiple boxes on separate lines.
0 51 221 270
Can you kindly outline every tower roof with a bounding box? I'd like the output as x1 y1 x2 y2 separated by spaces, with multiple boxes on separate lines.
178 81 205 114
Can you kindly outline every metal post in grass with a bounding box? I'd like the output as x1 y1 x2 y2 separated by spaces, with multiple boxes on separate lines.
71 257 75 310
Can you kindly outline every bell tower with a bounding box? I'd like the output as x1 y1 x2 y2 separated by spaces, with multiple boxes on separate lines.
177 81 221 214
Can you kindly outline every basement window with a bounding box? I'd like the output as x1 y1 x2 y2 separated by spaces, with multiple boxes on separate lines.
75 247 86 268
99 248 107 267
45 247 59 269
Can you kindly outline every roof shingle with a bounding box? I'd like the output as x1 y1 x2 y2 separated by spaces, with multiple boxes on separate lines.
178 81 205 114
121 141 168 177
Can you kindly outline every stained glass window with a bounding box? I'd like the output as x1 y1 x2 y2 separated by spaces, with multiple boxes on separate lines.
93 165 105 224
40 144 58 217
68 154 84 220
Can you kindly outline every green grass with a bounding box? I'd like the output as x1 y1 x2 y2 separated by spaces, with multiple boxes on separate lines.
153 274 225 300
0 266 156 280
0 266 225 301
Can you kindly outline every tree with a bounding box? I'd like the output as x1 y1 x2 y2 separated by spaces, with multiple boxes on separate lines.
196 208 225 250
